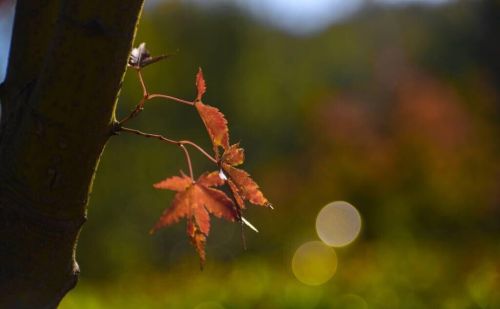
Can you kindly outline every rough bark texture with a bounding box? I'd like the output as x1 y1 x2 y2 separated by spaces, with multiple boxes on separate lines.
0 1 144 307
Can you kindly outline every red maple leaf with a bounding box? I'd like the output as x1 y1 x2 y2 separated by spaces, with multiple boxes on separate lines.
220 144 271 210
195 103 230 156
151 172 237 266
194 68 230 158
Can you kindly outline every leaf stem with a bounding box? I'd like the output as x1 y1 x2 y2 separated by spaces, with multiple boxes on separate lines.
179 144 194 180
147 93 194 106
178 140 217 164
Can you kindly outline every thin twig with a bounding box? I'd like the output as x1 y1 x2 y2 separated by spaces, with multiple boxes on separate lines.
119 126 217 165
118 70 148 126
119 96 146 126
119 126 194 179
120 126 177 144
148 93 194 106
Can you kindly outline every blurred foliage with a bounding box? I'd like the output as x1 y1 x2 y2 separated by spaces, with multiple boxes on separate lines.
61 0 500 308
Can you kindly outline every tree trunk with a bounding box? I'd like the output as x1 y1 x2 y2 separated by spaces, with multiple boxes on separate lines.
0 1 144 307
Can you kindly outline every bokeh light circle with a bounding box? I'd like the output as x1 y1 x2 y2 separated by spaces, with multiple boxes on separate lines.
316 201 362 247
292 241 337 286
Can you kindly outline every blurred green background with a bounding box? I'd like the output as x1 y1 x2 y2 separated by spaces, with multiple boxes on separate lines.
57 0 499 308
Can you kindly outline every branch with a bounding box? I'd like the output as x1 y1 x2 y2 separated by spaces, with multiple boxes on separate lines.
119 126 177 144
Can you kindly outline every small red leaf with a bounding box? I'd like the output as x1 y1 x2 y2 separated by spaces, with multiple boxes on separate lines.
196 67 206 101
151 172 237 264
222 144 245 166
218 144 271 210
195 102 230 155
223 164 269 207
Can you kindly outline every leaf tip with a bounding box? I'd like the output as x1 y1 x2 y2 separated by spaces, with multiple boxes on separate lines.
196 67 206 101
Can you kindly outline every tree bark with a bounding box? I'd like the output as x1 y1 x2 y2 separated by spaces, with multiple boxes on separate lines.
0 0 144 307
